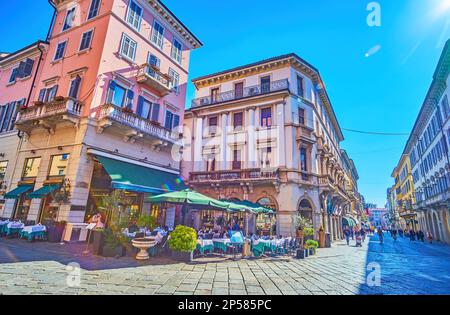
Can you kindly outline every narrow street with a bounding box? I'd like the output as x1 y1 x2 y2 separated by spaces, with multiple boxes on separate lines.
1 233 449 295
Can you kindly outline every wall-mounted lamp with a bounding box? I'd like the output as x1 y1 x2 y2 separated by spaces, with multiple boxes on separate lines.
58 146 63 151
31 150 36 154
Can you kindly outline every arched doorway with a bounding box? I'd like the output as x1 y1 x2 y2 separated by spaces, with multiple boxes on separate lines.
255 197 277 236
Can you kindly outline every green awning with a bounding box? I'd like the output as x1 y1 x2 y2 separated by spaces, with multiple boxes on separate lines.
343 217 355 227
96 155 186 194
27 184 61 199
3 185 33 199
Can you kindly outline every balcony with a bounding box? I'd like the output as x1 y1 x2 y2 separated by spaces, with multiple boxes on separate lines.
189 168 280 184
15 97 83 133
136 64 172 96
191 79 289 108
96 104 180 146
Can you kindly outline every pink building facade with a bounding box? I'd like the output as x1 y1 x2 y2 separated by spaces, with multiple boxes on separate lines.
1 0 201 237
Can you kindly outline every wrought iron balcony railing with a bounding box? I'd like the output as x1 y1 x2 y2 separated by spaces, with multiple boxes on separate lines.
191 79 289 107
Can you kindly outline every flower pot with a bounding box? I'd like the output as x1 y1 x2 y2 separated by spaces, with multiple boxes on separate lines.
304 249 309 257
102 245 125 258
319 230 325 248
296 230 304 239
309 248 314 256
92 230 105 256
54 96 65 102
296 249 305 259
171 250 193 263
47 222 66 243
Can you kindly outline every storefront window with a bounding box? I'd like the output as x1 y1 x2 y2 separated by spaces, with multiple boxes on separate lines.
14 198 31 221
0 161 7 181
23 157 41 178
48 154 69 177
256 197 277 236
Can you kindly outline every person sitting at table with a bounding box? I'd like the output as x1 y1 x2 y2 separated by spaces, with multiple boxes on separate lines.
232 221 240 231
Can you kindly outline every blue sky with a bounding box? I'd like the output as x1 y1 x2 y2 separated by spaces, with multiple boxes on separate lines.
2 0 450 207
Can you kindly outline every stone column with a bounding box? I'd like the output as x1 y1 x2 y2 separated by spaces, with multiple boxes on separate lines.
247 108 256 168
194 117 203 172
276 103 286 167
220 113 228 170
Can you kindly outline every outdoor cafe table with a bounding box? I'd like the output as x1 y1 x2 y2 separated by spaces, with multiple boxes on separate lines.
196 239 214 255
20 225 47 241
6 222 24 237
0 221 9 235
213 239 232 253
252 238 287 257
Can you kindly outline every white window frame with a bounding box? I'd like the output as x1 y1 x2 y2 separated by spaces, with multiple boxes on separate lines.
8 66 19 84
53 40 68 61
151 20 165 49
119 33 137 62
79 29 94 52
125 0 143 31
171 37 183 64
87 0 101 21
62 6 76 32
168 67 180 95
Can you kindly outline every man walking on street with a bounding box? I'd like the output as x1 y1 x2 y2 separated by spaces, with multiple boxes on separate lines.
409 229 416 242
377 227 384 244
344 227 351 245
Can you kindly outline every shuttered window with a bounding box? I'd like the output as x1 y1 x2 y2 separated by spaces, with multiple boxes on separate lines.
87 0 101 20
79 30 94 51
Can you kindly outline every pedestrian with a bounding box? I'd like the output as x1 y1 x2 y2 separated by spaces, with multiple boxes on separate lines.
409 229 416 242
344 227 351 245
392 229 398 241
360 227 366 242
427 232 433 244
417 230 425 242
355 229 362 247
377 227 384 244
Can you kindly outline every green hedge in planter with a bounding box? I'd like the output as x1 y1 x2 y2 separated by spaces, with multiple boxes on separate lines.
168 225 197 252
305 239 319 249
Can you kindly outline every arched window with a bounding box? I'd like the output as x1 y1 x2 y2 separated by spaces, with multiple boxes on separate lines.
298 199 313 220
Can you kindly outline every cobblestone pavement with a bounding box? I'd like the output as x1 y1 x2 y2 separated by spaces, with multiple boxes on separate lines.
1 233 450 295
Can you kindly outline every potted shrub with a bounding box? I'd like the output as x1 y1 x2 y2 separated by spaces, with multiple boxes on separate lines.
305 240 319 255
101 228 126 258
34 101 44 106
137 215 156 231
92 227 105 255
294 216 313 248
168 225 197 263
54 96 65 102
45 220 67 243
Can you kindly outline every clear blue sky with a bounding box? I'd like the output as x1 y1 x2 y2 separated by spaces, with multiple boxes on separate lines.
2 0 449 207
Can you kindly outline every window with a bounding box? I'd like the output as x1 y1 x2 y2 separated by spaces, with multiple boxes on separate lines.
206 155 216 172
233 112 243 131
168 68 180 94
261 76 271 93
0 161 7 181
171 38 182 63
126 0 143 30
234 82 244 99
8 67 19 84
164 110 180 131
54 41 67 61
120 34 137 61
23 157 41 178
442 95 450 120
151 103 160 122
17 58 34 79
210 88 220 103
260 107 272 127
62 7 76 31
151 20 165 49
48 154 70 177
39 85 59 103
136 96 153 120
300 148 308 172
0 102 18 133
147 54 161 77
87 0 101 20
208 116 218 134
232 149 242 170
297 75 304 97
299 108 305 125
68 76 82 99
79 30 94 51
107 81 127 107
260 147 272 168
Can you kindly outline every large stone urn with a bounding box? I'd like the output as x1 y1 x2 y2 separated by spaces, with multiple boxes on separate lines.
132 237 157 260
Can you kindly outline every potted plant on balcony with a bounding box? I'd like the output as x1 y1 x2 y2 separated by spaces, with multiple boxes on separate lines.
34 101 44 107
168 225 197 263
54 96 65 102
123 107 134 114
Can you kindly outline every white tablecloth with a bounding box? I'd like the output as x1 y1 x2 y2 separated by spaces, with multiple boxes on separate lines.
198 239 214 247
213 238 231 244
7 222 24 229
0 221 9 226
22 225 47 233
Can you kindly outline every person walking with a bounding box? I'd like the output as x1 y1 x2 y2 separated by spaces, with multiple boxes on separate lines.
409 229 416 242
392 229 398 241
344 227 351 245
417 230 425 242
377 227 384 244
427 232 433 244
360 227 366 242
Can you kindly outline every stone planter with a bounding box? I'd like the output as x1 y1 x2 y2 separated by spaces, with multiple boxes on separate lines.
131 237 157 260
102 245 125 258
47 222 66 243
309 248 315 256
304 248 309 257
319 230 325 248
171 250 194 263
92 230 104 256
296 249 305 259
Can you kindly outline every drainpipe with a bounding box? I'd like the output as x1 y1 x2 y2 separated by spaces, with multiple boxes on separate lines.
46 0 57 42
